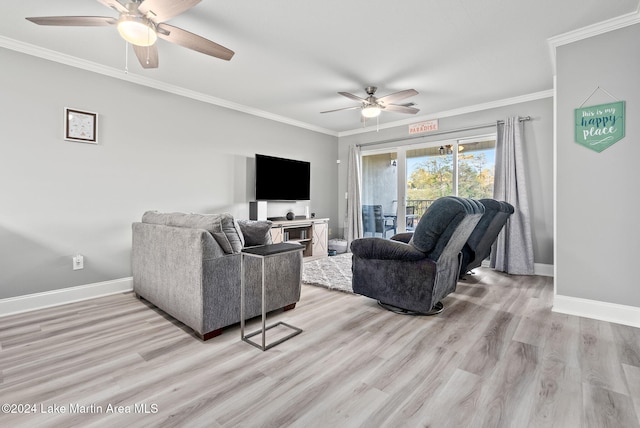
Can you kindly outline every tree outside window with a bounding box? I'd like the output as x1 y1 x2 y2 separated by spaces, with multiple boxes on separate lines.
407 139 495 219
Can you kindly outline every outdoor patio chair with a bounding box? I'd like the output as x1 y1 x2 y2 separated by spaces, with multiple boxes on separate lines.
362 204 396 238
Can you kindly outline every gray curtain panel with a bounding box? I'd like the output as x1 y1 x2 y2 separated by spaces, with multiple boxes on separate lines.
491 116 535 275
345 145 363 250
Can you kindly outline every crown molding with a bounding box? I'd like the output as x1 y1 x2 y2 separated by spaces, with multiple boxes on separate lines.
547 6 640 74
337 89 554 138
0 36 339 137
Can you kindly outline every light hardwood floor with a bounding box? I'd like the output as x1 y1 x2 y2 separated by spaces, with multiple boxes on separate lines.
1 268 639 427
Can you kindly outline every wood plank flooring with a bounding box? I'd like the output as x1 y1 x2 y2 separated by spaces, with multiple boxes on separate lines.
1 268 639 427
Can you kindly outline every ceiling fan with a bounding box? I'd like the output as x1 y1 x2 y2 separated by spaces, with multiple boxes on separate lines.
25 0 234 69
321 86 420 118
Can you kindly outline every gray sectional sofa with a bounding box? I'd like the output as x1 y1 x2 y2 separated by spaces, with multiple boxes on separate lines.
132 211 302 340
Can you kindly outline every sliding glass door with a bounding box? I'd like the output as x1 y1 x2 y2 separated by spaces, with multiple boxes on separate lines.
361 135 496 238
456 138 496 199
406 145 453 228
361 150 400 239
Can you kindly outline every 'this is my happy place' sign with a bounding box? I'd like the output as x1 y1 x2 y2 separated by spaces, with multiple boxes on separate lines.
574 101 625 152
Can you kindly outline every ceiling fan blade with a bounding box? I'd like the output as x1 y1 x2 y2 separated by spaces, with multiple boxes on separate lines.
320 106 361 114
157 23 234 61
96 0 128 14
338 92 368 104
133 44 159 69
384 104 420 114
26 16 117 26
139 0 201 22
377 89 418 105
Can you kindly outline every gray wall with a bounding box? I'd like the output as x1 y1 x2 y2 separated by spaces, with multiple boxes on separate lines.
361 153 398 214
556 24 640 307
0 48 338 299
338 97 554 266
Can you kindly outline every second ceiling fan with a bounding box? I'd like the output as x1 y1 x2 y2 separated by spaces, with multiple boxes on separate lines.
26 0 234 69
322 86 420 118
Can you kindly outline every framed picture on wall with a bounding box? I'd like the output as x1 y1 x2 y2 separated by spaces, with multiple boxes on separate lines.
64 108 98 144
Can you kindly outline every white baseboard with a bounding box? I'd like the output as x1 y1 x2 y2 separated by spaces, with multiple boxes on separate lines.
480 261 554 277
534 263 554 277
0 277 133 317
553 294 640 328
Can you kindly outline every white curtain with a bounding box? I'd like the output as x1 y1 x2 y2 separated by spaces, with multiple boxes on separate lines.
491 116 535 275
345 145 363 250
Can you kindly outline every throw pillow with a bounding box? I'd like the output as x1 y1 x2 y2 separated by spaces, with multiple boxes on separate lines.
209 218 235 254
237 219 273 247
220 215 244 253
140 211 243 254
199 213 243 254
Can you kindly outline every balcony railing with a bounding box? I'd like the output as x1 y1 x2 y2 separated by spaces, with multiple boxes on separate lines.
405 199 436 228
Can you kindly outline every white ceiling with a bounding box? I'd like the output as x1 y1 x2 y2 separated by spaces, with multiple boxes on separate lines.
1 0 638 135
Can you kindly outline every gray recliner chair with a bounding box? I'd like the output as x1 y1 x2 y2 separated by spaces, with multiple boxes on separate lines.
459 199 514 278
351 197 484 315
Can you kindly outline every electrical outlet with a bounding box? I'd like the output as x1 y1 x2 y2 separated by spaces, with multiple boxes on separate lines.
73 254 84 270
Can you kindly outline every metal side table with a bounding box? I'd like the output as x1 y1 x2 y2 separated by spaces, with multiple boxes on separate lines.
240 242 303 351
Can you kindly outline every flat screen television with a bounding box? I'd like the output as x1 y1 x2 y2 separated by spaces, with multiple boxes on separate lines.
255 154 310 201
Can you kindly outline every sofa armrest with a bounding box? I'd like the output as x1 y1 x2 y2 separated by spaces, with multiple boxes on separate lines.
350 237 426 261
132 222 225 333
390 232 413 244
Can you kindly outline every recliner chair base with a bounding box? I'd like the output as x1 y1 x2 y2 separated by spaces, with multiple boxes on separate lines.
377 300 444 316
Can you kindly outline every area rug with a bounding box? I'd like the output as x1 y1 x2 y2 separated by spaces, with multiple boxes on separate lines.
302 253 353 293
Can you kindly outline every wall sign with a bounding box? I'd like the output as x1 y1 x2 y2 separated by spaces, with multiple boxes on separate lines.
409 119 438 135
574 101 624 152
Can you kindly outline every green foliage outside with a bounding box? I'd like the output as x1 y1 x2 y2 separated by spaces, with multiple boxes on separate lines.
407 152 494 203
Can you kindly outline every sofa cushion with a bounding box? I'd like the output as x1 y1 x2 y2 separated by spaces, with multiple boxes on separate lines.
141 211 243 254
237 219 273 247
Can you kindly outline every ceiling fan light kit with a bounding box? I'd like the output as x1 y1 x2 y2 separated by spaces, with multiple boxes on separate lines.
361 105 382 118
117 15 157 46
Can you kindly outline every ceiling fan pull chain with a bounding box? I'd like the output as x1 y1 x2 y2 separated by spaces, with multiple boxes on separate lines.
145 25 151 66
124 41 129 74
147 27 152 64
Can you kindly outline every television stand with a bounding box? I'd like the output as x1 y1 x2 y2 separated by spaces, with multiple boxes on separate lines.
269 218 329 259
267 215 311 221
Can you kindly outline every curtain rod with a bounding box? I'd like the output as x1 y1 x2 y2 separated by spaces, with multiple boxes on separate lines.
356 116 531 148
